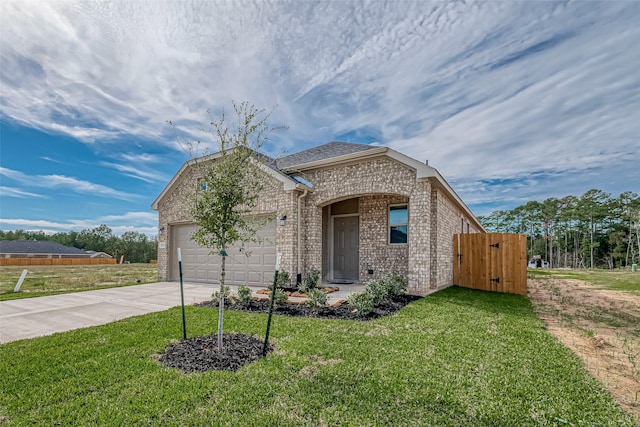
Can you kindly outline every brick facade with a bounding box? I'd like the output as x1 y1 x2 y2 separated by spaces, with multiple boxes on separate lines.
155 161 297 281
154 149 483 295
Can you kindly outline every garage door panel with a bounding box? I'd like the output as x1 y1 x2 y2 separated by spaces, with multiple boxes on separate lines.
170 220 276 286
232 270 245 283
247 254 261 266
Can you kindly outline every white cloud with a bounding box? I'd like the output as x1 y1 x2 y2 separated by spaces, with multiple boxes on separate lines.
99 161 168 184
1 0 638 213
118 153 162 163
40 156 64 164
0 211 158 236
0 167 139 201
96 211 157 225
0 186 47 199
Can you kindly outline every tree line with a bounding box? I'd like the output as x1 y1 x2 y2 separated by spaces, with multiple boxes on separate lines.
0 224 157 264
478 189 640 269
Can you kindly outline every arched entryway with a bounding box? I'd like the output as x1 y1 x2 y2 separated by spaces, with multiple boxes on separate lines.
322 197 360 283
319 194 410 284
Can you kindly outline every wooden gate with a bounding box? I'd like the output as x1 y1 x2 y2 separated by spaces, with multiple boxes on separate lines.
453 233 527 295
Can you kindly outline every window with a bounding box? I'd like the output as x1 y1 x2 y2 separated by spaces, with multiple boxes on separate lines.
389 205 408 244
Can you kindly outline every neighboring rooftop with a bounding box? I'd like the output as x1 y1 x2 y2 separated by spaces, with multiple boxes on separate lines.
277 141 377 170
0 240 89 255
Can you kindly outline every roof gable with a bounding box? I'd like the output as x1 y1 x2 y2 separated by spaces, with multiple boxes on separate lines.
151 149 305 210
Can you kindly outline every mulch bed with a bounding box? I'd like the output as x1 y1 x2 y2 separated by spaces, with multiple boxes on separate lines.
159 333 271 373
195 294 422 321
161 294 421 373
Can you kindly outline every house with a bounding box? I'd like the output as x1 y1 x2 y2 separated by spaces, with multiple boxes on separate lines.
0 240 112 259
152 142 484 295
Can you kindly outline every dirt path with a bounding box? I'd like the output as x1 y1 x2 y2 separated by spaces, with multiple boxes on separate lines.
528 277 640 421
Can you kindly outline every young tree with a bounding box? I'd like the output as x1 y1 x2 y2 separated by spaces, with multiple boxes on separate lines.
174 102 282 350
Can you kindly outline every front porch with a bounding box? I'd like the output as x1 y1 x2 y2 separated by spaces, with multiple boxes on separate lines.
312 195 411 285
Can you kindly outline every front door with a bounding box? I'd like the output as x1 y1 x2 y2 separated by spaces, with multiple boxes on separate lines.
333 216 359 281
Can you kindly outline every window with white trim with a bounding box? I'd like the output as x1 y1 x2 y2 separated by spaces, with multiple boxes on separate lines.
389 205 408 244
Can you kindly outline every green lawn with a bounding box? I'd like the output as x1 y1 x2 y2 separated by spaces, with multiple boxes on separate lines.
0 287 633 426
528 268 640 293
0 264 158 301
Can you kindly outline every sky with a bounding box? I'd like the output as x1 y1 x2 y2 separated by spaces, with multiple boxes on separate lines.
1 1 639 237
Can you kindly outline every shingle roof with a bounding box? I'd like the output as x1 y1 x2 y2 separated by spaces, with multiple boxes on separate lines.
277 141 377 170
0 240 89 255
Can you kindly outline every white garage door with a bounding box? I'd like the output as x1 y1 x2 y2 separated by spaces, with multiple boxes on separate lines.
170 219 277 286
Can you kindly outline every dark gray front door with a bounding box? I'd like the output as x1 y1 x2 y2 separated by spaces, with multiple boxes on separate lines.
333 216 359 280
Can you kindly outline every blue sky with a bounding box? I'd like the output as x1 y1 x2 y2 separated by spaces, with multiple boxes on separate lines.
1 1 639 236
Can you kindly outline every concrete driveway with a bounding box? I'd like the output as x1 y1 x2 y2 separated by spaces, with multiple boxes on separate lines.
0 281 364 344
0 282 216 344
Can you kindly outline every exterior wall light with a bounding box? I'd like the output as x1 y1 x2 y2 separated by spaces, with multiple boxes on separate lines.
279 215 287 227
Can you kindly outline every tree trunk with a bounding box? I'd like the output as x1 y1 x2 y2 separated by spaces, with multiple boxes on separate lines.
590 216 595 269
564 231 568 268
218 249 226 351
636 225 640 264
549 228 553 268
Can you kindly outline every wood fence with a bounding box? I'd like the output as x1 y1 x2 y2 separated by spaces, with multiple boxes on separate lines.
0 258 117 266
453 233 528 295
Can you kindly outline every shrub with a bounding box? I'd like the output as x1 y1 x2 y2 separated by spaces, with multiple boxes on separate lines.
271 288 289 307
306 288 328 309
387 271 407 295
299 269 320 293
237 285 252 305
367 272 407 303
276 270 290 288
347 291 376 316
366 278 389 304
269 270 291 291
212 284 236 305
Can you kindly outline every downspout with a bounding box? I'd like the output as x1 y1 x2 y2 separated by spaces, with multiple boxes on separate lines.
297 189 308 285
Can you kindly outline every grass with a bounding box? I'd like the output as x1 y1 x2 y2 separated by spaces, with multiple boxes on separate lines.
529 269 640 334
527 268 640 419
0 287 634 426
0 264 157 301
528 268 640 293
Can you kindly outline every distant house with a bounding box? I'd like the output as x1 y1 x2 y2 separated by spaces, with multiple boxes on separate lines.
153 141 484 295
0 240 112 259
84 251 114 259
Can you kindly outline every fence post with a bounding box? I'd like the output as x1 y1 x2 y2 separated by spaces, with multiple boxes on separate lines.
14 269 28 292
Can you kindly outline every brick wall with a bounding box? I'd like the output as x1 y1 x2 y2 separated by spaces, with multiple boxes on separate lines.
360 195 410 281
430 187 483 291
155 160 296 281
409 180 432 294
156 153 482 295
298 157 417 282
